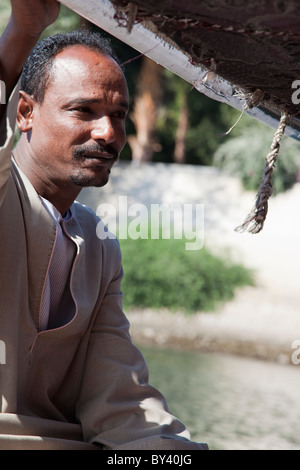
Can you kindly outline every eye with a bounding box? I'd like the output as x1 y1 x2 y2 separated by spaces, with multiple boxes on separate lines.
112 110 127 120
73 107 92 114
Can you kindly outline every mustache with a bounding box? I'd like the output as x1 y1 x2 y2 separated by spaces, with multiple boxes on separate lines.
73 143 118 160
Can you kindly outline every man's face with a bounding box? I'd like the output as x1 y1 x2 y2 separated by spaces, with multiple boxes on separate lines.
23 45 129 189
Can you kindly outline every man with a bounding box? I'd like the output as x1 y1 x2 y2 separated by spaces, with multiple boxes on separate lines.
0 0 208 450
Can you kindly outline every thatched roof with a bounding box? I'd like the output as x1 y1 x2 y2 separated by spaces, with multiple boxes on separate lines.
110 0 300 137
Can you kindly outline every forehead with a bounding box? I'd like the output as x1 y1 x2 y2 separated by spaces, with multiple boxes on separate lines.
45 45 128 101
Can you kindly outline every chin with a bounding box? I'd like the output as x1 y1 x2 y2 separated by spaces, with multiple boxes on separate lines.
70 172 110 188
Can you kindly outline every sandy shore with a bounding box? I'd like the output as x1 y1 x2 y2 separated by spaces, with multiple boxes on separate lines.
78 161 300 365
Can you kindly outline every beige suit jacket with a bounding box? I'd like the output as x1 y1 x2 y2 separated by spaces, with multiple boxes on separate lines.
0 84 208 450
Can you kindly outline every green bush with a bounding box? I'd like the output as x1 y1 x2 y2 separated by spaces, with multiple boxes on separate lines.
214 111 300 194
119 236 254 314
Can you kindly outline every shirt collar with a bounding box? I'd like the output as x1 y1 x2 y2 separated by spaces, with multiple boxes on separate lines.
40 196 72 224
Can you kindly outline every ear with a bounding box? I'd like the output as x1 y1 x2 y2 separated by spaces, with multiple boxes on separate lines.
16 91 36 133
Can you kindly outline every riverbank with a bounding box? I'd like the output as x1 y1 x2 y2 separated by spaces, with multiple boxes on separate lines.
77 161 300 366
126 283 300 364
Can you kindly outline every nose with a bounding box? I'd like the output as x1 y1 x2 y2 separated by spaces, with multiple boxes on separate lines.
91 116 115 144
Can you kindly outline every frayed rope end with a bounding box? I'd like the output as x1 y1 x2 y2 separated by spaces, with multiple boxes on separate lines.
234 202 269 234
235 110 289 234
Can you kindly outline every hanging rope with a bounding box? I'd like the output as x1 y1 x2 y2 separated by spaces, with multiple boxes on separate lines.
235 110 289 234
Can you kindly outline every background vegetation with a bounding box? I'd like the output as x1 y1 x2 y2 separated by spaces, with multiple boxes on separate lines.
120 236 254 313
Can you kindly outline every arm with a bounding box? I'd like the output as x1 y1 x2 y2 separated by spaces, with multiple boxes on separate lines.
76 245 208 450
0 0 60 202
0 0 60 131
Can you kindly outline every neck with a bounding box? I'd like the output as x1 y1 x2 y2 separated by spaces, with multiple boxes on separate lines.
13 135 81 216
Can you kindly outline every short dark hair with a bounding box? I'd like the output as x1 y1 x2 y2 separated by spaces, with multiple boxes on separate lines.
21 29 121 103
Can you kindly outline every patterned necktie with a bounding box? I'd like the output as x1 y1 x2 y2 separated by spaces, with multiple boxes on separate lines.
40 200 75 330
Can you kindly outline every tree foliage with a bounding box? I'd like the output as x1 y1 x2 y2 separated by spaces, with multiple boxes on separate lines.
214 110 300 194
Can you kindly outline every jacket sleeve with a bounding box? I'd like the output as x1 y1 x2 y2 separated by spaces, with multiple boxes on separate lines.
0 81 19 205
75 239 208 451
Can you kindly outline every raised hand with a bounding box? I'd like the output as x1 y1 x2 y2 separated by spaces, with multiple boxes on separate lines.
9 0 61 39
0 0 61 120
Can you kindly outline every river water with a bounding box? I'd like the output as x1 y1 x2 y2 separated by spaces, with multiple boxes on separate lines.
139 346 300 450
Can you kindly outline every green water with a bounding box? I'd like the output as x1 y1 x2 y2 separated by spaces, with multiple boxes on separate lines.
139 346 300 450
